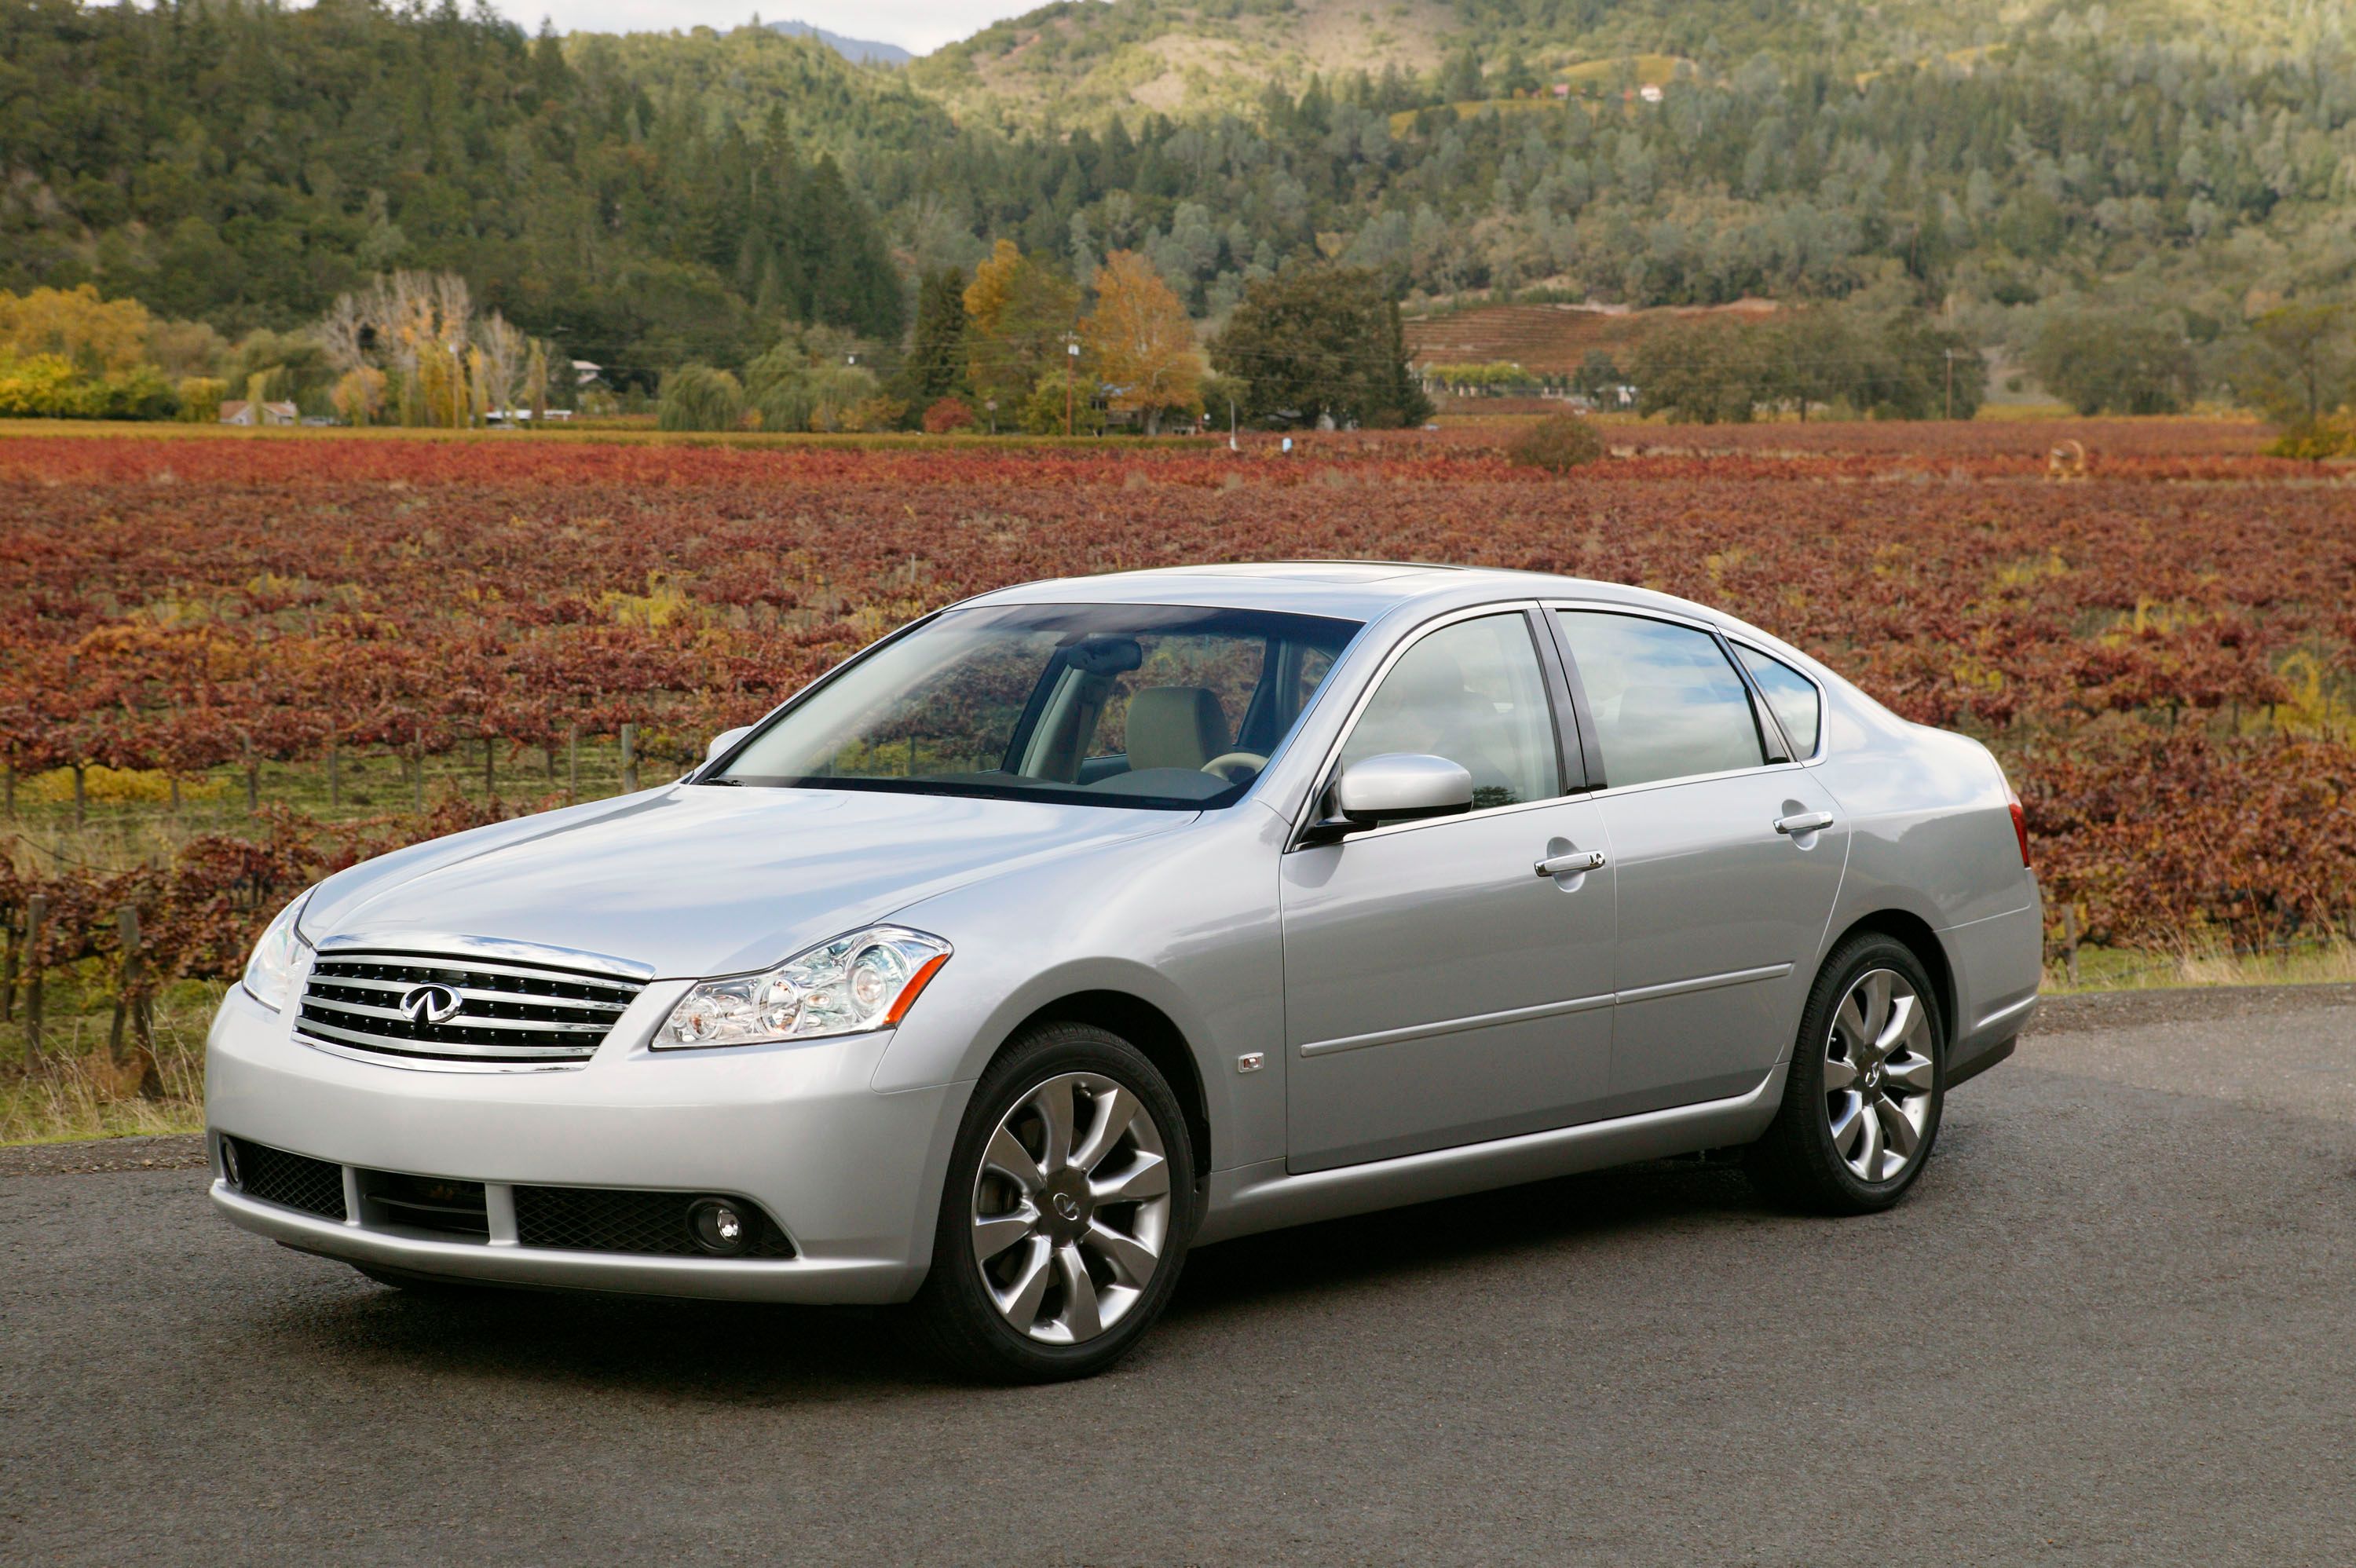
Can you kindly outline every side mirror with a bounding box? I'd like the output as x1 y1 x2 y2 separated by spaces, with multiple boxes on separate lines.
1307 753 1473 842
704 726 753 765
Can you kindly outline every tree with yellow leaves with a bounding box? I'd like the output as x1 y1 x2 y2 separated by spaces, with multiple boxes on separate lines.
0 284 153 374
1082 251 1204 436
963 239 1080 418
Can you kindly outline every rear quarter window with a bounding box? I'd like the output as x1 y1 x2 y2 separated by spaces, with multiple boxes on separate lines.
1736 646 1823 758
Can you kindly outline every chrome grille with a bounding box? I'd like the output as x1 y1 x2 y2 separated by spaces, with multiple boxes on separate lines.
296 949 643 1070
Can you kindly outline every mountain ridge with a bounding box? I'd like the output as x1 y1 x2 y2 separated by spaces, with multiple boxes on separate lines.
766 17 914 68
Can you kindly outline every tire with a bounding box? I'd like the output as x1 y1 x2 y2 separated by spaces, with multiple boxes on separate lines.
1747 933 1945 1215
909 1022 1196 1383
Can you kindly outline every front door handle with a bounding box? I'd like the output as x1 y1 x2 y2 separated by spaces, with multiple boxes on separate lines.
1535 850 1608 878
1775 810 1835 835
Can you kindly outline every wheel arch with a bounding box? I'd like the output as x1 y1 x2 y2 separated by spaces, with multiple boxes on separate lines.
1827 908 1957 1051
998 989 1212 1186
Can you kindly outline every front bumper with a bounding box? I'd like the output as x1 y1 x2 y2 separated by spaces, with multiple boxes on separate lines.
205 982 964 1303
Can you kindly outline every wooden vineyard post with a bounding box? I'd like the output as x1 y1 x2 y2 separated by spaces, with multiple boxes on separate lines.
3 762 13 819
21 894 46 1076
244 740 259 815
327 736 339 811
411 733 425 814
72 763 86 831
567 724 579 803
620 723 638 795
1 901 16 1022
484 733 496 800
2062 905 2081 988
110 906 162 1099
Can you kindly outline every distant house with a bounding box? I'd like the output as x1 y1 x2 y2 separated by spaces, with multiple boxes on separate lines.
571 360 603 387
1550 82 1571 99
218 400 298 426
1638 82 1665 104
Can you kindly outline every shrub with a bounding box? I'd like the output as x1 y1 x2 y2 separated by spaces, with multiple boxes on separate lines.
922 396 976 435
1507 412 1608 472
0 354 177 418
177 377 228 422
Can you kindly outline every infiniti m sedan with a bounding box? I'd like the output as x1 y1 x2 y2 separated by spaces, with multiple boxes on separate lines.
208 563 2040 1380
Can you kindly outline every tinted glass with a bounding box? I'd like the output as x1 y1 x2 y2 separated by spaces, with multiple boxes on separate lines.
1736 645 1822 758
1555 610 1765 788
718 604 1360 809
1340 613 1560 810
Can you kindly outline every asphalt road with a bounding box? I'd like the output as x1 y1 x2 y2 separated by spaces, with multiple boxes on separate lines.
6 988 2356 1566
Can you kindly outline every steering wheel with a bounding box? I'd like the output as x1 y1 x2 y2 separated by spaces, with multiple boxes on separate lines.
1200 751 1268 784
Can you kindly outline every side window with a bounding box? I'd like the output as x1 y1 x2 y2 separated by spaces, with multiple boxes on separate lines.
1555 611 1765 788
1339 613 1561 810
1736 645 1822 758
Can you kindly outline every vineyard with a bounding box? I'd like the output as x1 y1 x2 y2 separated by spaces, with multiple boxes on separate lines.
2 421 2352 1134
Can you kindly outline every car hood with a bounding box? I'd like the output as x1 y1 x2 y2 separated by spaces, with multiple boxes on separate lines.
302 785 1196 979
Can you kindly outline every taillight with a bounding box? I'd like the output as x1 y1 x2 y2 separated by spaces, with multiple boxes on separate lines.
2005 783 2032 869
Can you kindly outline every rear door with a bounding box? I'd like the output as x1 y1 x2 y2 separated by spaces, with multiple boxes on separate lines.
1549 606 1849 1117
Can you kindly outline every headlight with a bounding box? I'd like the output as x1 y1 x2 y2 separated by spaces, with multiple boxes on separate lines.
241 890 315 1012
657 927 951 1050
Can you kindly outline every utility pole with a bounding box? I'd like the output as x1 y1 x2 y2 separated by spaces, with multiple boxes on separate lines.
1944 348 1955 422
1064 338 1079 437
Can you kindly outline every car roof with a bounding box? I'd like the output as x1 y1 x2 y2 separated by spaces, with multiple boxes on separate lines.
964 562 1705 625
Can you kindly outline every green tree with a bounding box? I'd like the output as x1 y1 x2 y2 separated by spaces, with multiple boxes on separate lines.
2235 302 2356 432
2027 304 2195 416
1208 261 1414 428
1629 315 1779 423
898 268 971 409
657 363 746 431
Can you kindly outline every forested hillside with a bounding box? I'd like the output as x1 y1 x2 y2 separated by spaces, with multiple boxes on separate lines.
5 0 2356 408
0 0 913 382
916 0 2340 129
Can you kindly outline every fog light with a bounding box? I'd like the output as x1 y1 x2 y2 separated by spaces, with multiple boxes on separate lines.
220 1138 242 1188
689 1198 748 1255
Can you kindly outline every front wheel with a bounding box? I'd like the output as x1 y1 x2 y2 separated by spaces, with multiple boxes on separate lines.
1747 934 1945 1214
910 1023 1195 1382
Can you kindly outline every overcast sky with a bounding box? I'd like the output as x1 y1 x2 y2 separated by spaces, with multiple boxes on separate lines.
486 1 1059 53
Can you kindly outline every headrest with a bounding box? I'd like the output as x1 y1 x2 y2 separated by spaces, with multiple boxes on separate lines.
1126 686 1231 773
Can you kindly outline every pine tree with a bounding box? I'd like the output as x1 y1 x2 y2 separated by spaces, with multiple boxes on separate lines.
902 269 971 405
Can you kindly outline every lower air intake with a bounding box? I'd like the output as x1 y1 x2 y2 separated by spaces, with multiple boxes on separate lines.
513 1186 795 1259
227 1138 346 1222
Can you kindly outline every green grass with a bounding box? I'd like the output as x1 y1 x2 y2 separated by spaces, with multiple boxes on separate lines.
2042 938 2356 996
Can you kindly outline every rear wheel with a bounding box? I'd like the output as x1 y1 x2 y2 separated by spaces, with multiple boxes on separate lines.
1748 934 1944 1214
910 1022 1194 1382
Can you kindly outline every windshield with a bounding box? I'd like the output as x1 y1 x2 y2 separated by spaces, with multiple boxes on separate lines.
713 602 1363 809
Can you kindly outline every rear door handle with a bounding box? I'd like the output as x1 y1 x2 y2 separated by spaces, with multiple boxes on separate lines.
1775 811 1835 835
1535 850 1608 877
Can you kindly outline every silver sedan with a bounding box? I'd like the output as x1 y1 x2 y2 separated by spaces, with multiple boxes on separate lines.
207 563 2041 1380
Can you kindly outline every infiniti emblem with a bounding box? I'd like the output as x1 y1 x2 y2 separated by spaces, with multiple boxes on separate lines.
1052 1192 1082 1223
399 983 464 1025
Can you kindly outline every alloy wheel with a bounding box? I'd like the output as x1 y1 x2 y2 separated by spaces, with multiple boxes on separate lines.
1823 967 1937 1184
970 1071 1174 1345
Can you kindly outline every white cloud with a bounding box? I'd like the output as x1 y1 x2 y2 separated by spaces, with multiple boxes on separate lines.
483 1 1081 54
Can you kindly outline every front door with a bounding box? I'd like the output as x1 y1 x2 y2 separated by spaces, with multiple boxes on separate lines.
1282 610 1617 1172
1551 608 1849 1117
